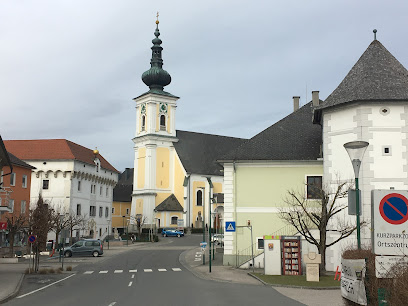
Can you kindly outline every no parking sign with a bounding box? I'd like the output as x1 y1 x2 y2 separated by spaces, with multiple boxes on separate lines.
372 190 408 255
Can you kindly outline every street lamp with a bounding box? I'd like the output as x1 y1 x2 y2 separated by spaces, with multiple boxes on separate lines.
344 141 369 249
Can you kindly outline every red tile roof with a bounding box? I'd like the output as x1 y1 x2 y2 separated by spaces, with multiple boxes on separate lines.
4 139 119 173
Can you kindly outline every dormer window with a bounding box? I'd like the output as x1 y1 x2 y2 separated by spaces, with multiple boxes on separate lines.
142 115 146 131
160 115 166 131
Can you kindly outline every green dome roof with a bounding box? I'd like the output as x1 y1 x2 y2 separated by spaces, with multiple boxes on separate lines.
142 23 171 91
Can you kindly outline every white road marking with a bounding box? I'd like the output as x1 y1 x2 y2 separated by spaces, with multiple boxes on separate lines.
172 268 182 272
129 269 137 273
17 274 75 299
131 274 135 279
194 258 201 261
100 271 108 274
108 303 116 306
144 269 153 272
128 281 133 287
195 254 201 257
158 269 167 272
84 271 94 274
114 270 123 273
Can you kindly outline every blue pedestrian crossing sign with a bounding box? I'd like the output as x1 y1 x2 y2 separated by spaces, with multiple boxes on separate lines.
225 221 236 232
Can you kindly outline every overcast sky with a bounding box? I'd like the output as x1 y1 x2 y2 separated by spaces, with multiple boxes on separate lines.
1 1 408 172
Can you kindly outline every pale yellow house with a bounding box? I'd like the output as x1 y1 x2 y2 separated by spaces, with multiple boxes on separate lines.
219 97 323 266
112 184 132 235
129 21 245 230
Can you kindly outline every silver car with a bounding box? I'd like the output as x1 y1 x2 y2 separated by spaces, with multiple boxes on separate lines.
64 239 103 257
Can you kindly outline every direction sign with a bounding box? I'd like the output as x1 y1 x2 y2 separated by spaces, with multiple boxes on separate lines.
0 221 7 230
28 235 36 244
200 242 207 248
379 193 408 225
225 221 236 232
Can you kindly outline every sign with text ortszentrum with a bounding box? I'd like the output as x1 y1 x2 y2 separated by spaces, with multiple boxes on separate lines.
372 190 408 256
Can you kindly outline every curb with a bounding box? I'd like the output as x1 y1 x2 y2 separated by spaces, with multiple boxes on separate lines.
0 273 25 304
248 273 341 290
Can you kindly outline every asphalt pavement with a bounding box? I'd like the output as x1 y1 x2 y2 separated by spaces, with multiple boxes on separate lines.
0 236 343 306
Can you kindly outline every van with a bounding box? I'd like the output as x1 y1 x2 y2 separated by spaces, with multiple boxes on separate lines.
63 239 103 257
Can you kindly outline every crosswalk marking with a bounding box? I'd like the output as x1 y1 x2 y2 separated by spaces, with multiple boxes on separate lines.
81 268 182 274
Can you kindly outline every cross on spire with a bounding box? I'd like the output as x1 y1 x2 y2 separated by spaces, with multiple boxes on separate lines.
156 12 159 24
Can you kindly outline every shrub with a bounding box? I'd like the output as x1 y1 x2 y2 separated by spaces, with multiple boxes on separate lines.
48 268 55 274
342 247 408 305
66 266 72 271
39 268 48 274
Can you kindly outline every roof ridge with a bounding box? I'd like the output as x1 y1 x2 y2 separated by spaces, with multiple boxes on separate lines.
176 129 246 140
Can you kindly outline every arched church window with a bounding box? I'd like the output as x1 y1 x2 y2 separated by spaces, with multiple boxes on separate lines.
197 189 203 206
160 115 166 131
142 115 146 131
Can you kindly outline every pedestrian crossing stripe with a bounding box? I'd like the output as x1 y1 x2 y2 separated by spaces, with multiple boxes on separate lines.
84 271 93 274
114 270 123 273
129 269 137 273
158 269 167 272
172 268 182 272
144 269 153 272
99 271 108 274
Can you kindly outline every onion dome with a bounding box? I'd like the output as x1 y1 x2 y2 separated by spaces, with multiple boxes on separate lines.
142 20 171 91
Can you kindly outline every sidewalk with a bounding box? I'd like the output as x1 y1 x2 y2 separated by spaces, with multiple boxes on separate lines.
180 247 343 306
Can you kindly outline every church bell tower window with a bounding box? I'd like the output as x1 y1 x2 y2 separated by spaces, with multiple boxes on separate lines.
160 115 166 131
141 115 146 131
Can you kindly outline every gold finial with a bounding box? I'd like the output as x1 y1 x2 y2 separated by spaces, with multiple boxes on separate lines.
93 147 99 155
156 12 159 24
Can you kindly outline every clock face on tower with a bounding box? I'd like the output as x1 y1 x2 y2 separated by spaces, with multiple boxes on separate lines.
159 103 168 114
141 103 146 114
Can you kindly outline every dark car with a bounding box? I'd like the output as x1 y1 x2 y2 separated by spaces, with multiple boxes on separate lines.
63 239 103 257
161 229 184 237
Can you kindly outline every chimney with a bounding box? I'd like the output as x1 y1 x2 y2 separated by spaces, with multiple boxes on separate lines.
312 91 320 107
293 96 300 112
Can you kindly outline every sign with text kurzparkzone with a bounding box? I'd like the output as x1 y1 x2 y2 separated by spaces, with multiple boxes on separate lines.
372 190 408 256
341 258 367 305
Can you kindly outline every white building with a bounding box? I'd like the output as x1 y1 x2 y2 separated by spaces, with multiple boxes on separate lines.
4 139 119 241
313 38 408 271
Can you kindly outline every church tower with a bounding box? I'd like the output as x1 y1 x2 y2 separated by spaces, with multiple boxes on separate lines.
131 18 180 226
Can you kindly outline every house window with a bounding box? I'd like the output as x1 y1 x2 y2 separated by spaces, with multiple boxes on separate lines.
91 184 96 194
10 173 16 186
105 207 109 218
171 216 178 225
100 186 102 195
22 175 27 188
21 200 26 214
126 208 129 215
9 199 14 213
160 115 166 131
141 115 146 131
307 176 322 199
257 238 264 250
112 207 115 214
196 189 203 206
77 204 81 216
42 179 49 190
0 170 3 184
90 206 96 217
78 181 81 192
99 207 103 217
106 187 109 197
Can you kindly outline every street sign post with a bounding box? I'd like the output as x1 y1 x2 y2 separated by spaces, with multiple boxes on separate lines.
28 235 36 244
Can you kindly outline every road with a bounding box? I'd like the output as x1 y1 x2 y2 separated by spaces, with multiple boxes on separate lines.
5 235 304 306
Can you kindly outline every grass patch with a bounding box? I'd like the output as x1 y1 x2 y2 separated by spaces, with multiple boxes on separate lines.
253 273 340 288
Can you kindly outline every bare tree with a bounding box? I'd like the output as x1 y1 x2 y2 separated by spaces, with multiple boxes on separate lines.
279 180 359 274
135 214 147 239
51 206 87 247
5 214 28 257
29 194 54 272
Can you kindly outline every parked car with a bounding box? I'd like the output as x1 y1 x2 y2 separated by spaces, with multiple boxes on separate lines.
63 239 103 257
161 229 184 237
211 234 224 246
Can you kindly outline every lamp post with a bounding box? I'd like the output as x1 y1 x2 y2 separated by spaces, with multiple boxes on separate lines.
344 141 369 250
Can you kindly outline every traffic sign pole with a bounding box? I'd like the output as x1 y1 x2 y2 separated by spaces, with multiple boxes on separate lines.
356 177 361 249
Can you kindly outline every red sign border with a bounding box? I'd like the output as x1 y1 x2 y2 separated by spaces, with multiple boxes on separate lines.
28 235 36 243
379 193 408 225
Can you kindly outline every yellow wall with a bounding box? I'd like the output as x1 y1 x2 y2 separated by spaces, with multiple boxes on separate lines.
137 147 146 188
192 181 205 222
112 201 131 228
213 182 222 193
156 147 170 188
173 155 185 208
167 107 171 133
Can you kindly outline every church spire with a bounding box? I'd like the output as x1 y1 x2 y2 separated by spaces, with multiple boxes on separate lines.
142 14 171 91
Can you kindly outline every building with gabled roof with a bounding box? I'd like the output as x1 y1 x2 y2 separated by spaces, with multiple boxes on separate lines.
4 139 118 241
